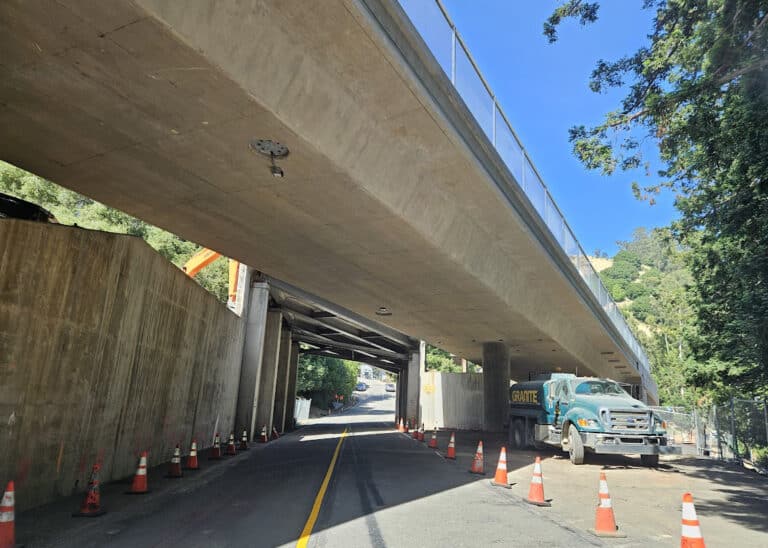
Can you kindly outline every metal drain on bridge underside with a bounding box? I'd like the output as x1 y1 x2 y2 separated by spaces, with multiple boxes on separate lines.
249 139 290 158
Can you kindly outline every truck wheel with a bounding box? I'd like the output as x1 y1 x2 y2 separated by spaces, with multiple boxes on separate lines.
528 421 545 449
568 425 585 465
510 419 525 449
641 454 659 467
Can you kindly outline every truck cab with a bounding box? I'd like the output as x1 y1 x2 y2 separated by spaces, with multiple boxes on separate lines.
509 373 678 465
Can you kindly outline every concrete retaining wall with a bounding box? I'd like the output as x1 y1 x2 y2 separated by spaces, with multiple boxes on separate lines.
420 370 484 430
0 220 244 510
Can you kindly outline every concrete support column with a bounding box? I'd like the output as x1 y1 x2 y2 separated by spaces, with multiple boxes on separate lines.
396 372 407 425
254 309 283 434
406 341 425 426
271 328 293 434
482 342 510 432
283 342 300 431
235 281 270 440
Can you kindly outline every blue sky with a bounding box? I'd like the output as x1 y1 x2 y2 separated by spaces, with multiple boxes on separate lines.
401 1 678 255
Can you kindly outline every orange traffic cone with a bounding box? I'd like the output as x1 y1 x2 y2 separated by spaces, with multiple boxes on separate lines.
226 433 237 456
412 423 420 440
469 441 485 475
209 433 222 460
491 447 511 488
681 493 705 547
524 456 550 506
127 452 150 494
167 444 183 477
590 472 625 537
185 440 199 470
404 420 410 434
418 424 425 442
397 418 404 433
239 429 249 450
73 464 106 517
445 432 456 460
428 427 438 448
0 481 15 544
260 425 268 443
271 427 280 440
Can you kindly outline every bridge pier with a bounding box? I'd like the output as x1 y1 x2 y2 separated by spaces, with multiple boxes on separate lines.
272 328 294 434
283 342 300 431
236 281 270 440
254 309 284 435
482 342 511 432
407 341 426 426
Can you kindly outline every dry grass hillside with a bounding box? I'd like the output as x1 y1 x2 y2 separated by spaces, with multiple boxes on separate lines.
588 256 613 272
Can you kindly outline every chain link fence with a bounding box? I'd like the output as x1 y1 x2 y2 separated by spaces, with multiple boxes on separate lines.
653 399 768 473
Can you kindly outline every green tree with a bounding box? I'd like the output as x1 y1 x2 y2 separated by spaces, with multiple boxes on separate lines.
425 344 463 372
548 1 768 393
296 354 359 409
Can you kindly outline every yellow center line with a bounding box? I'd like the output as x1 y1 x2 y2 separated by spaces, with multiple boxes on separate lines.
296 427 349 548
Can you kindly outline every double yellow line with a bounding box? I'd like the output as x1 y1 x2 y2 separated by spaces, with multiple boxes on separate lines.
296 428 349 548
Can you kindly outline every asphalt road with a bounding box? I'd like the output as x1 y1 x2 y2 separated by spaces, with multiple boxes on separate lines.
17 380 768 547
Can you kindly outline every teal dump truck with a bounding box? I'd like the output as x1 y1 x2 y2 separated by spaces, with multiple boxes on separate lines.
508 373 679 465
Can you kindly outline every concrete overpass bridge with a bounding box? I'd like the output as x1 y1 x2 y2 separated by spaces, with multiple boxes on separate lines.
0 0 656 434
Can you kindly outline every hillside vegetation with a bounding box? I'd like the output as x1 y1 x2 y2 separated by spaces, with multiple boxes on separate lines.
599 228 723 407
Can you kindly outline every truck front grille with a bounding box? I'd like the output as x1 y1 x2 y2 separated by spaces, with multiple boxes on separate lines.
609 411 650 433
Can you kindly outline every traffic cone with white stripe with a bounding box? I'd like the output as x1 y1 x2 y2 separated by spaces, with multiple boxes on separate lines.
0 481 15 545
185 440 199 470
271 427 280 440
209 433 222 460
397 418 405 433
445 432 456 460
524 456 550 506
418 424 425 442
469 441 485 475
167 444 183 478
404 419 409 434
590 472 625 537
127 452 150 494
260 425 268 443
226 433 237 455
239 429 249 450
428 427 438 449
681 493 705 547
491 447 511 488
73 464 106 517
412 423 420 439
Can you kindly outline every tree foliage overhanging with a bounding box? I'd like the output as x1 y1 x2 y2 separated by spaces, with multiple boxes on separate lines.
548 0 768 395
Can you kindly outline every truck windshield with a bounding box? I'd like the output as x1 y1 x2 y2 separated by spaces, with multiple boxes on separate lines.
571 380 626 396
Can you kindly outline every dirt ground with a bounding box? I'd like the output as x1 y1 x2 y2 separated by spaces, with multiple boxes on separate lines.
444 429 768 547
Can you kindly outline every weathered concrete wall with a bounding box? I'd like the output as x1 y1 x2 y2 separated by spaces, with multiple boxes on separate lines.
0 220 244 510
420 370 484 430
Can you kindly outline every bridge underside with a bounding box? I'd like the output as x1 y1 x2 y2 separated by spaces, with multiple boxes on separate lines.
0 0 649 395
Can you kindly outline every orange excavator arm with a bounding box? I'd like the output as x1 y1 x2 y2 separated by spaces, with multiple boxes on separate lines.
182 248 221 278
183 248 241 306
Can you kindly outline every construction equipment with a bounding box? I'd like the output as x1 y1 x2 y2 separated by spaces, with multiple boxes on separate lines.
182 248 241 307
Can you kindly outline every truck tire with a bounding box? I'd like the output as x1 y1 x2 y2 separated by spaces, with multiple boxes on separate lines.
641 454 659 467
568 424 585 465
510 419 525 449
528 421 546 449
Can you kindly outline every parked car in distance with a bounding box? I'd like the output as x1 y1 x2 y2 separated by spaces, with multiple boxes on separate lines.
355 382 367 391
385 383 396 392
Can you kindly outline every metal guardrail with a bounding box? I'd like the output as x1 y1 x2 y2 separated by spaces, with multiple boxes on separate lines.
397 0 652 384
